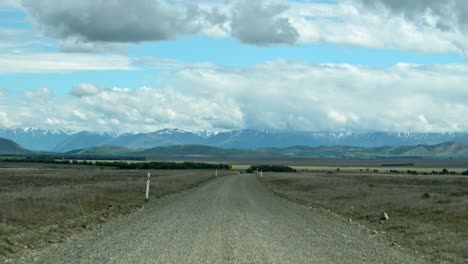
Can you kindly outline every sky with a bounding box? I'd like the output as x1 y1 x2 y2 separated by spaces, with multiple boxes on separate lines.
1 0 468 133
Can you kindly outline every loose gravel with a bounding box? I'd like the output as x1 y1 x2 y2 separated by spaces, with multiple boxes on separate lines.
11 174 435 264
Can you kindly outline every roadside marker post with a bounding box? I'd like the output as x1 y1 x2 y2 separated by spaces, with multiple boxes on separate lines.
260 170 263 177
216 169 218 177
145 173 151 201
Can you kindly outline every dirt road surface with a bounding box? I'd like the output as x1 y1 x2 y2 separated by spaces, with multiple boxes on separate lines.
13 174 436 264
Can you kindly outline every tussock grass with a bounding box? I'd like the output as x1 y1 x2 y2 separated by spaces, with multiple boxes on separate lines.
0 162 225 256
262 171 468 263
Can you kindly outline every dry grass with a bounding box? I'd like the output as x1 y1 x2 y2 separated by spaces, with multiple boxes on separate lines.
261 171 468 263
0 162 228 256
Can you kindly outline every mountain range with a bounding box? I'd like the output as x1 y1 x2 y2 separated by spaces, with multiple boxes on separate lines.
2 128 468 152
2 135 468 158
48 142 468 159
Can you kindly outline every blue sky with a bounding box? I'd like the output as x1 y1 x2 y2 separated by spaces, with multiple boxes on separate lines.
1 0 468 132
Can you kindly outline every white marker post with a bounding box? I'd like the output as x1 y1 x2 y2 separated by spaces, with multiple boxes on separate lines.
145 173 151 201
215 169 218 177
260 170 263 177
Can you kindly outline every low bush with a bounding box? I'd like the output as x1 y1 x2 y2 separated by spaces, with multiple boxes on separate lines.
0 158 231 170
246 165 296 173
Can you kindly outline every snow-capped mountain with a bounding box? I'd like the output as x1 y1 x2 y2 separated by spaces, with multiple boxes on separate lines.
0 128 73 151
1 128 468 152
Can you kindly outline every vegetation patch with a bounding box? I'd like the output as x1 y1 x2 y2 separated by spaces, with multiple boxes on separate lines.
246 165 296 173
261 171 468 263
0 162 230 258
0 158 231 170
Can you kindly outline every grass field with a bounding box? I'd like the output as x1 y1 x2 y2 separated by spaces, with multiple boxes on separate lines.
290 166 468 174
0 162 229 257
260 171 468 263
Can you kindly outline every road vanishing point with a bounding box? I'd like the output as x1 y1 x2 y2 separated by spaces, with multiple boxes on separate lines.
18 174 431 264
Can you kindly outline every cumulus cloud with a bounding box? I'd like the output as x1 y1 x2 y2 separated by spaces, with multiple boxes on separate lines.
21 0 300 50
71 84 101 98
352 0 468 55
357 0 468 32
0 86 243 132
230 0 299 45
22 0 188 42
1 61 468 132
176 60 468 132
20 0 228 50
18 0 468 54
0 111 19 128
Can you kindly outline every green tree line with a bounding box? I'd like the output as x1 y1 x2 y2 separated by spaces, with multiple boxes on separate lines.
0 158 231 170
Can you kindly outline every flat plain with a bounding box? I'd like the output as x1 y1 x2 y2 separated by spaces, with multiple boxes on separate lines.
1 160 467 263
260 170 468 263
0 162 226 257
3 173 434 264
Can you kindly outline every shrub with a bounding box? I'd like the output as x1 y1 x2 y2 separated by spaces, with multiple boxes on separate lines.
246 165 296 173
0 158 230 170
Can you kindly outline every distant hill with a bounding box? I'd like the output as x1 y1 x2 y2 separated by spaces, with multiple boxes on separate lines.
0 138 32 155
67 146 143 156
138 145 259 158
3 128 468 152
276 142 468 158
68 142 468 159
53 132 119 153
1 138 468 159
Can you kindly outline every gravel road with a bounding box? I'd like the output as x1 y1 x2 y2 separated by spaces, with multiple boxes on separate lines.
14 174 433 264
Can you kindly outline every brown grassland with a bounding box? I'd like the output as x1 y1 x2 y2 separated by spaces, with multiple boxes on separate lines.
2 159 468 263
0 162 228 257
260 170 468 263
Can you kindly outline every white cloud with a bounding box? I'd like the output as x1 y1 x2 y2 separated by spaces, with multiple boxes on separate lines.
135 57 219 71
59 37 128 53
329 111 350 124
285 1 463 55
0 53 133 74
230 0 299 45
15 0 468 55
20 0 299 49
72 110 87 121
0 86 244 132
71 84 101 98
24 87 54 101
1 60 468 133
175 60 468 132
0 111 19 128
